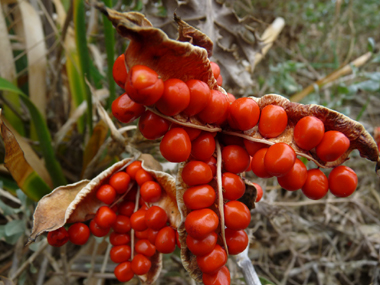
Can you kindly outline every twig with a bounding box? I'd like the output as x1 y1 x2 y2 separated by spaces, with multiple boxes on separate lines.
10 240 48 281
36 245 52 285
53 271 116 278
252 17 285 72
97 242 112 285
290 52 372 102
8 236 24 279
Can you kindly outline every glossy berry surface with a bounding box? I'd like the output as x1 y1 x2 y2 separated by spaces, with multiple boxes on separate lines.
222 145 250 174
316 131 350 162
156 78 190 116
140 181 162 203
138 110 170 140
225 228 249 255
135 169 154 185
224 201 251 230
294 116 325 150
96 184 116 205
183 184 216 210
125 65 164 106
228 98 260 131
183 79 211 116
155 226 176 254
196 244 228 274
191 132 216 161
68 223 90 245
90 220 110 237
112 93 145 124
210 61 220 79
185 208 219 239
264 143 296 177
145 206 168 230
244 140 267 156
131 254 151 275
181 161 213 186
130 209 148 232
222 172 245 201
251 148 272 178
126 161 142 179
110 245 131 263
47 227 69 247
258 105 288 138
109 172 130 194
135 239 156 257
186 232 218 256
328 166 358 197
110 232 130 246
112 54 127 89
302 169 329 200
277 158 307 191
114 262 134 282
252 182 263 202
160 128 191 162
95 206 117 229
202 265 231 285
112 215 131 234
198 90 228 124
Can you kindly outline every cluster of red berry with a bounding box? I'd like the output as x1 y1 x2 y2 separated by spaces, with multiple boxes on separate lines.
46 161 181 282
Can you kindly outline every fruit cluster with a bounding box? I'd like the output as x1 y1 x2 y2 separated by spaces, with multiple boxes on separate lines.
46 161 179 282
108 53 370 284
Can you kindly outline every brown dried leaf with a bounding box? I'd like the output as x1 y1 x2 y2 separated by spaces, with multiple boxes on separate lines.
224 94 380 170
145 0 263 94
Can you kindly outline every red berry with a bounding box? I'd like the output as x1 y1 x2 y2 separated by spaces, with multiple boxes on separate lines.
135 239 156 257
253 182 263 202
186 232 218 256
96 184 116 205
111 93 145 124
130 209 148 231
198 90 228 124
258 105 288 138
126 161 142 180
155 226 176 254
109 172 131 194
68 223 90 245
138 110 170 140
160 128 191 162
110 245 131 263
125 65 164 106
210 62 220 79
112 215 131 234
316 131 350 162
294 116 325 150
156 78 190 116
225 228 249 255
90 220 110 237
224 201 250 230
183 79 211 116
185 209 219 239
228 98 260 131
277 158 307 191
222 145 250 174
145 206 168 230
181 161 213 186
114 262 134 282
328 166 357 197
118 201 135 217
183 184 216 210
196 244 227 274
47 227 69 247
222 172 245 201
110 232 130 246
112 54 127 89
131 254 151 275
264 143 296 177
244 139 267 156
202 266 231 285
191 132 216 161
251 148 272 178
302 169 329 200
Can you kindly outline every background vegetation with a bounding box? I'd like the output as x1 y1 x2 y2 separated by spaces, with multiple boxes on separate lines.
0 0 379 284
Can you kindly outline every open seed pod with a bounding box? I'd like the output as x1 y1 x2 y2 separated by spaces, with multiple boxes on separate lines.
176 141 258 282
28 154 180 284
224 94 380 170
95 3 225 133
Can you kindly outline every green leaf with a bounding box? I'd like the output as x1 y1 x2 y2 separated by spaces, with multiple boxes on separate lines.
0 77 67 188
5 220 25 236
0 200 20 216
259 276 276 285
367 37 375 52
74 0 93 134
102 0 116 110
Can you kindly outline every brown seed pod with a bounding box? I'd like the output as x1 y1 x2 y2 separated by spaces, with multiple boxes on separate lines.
28 154 180 284
95 3 226 132
224 94 380 170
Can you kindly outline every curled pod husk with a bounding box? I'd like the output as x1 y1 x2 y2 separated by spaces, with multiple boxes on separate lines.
28 154 180 284
224 94 380 170
95 3 226 133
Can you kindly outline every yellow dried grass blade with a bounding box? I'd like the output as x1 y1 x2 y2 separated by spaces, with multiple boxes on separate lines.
0 4 24 136
13 0 47 119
